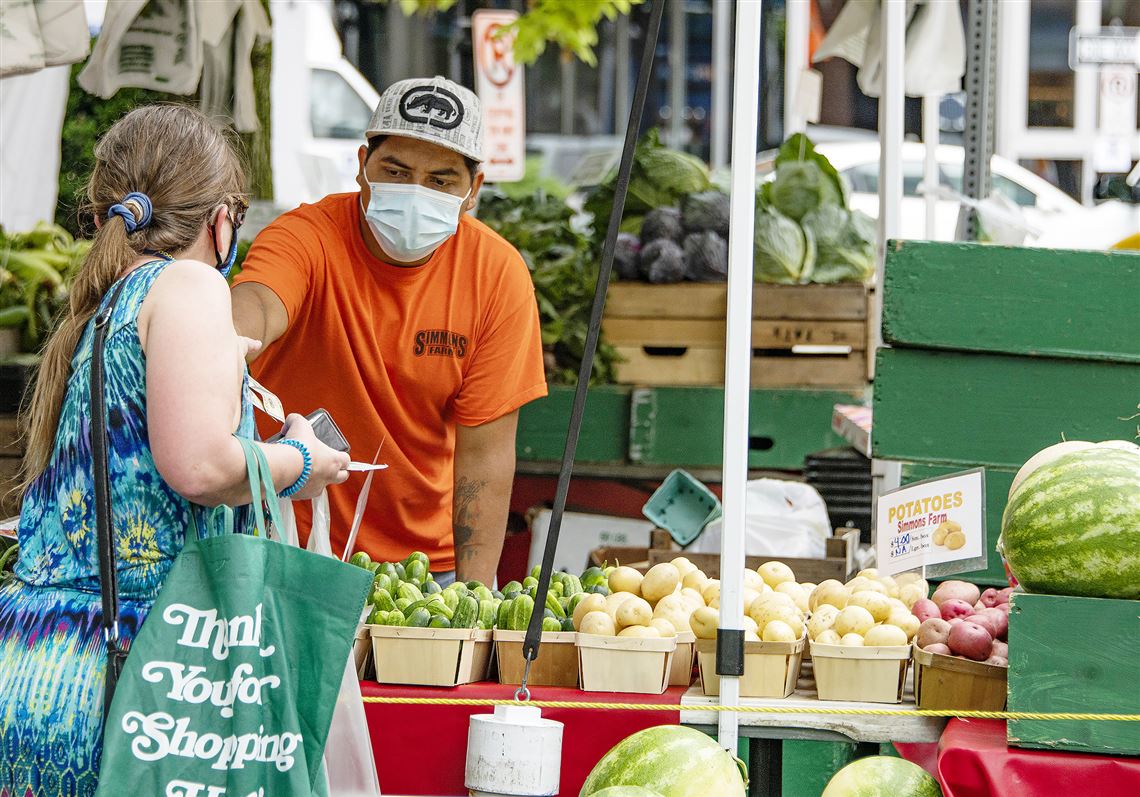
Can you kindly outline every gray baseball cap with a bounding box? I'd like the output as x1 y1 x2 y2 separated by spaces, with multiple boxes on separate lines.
365 76 484 163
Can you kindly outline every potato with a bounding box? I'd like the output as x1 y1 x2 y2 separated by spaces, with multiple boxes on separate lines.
894 571 923 587
650 618 678 637
708 595 720 609
765 606 804 639
619 624 660 638
799 582 817 594
579 611 616 636
948 620 993 661
834 605 875 637
741 615 759 635
761 620 798 643
915 617 952 649
807 610 838 640
748 593 797 627
682 569 709 591
745 629 761 642
758 561 796 589
810 581 850 611
572 593 608 631
742 569 766 593
700 579 721 605
608 566 643 596
848 591 892 623
845 576 886 595
856 568 880 579
839 633 865 646
670 556 698 578
689 606 719 639
604 591 635 621
864 623 908 647
814 629 841 645
878 575 900 598
641 563 682 604
652 594 692 634
886 608 921 641
741 588 761 613
899 583 926 609
616 596 653 629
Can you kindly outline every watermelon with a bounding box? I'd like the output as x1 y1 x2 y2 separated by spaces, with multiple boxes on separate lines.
580 726 746 797
589 789 662 797
822 756 942 796
999 447 1140 600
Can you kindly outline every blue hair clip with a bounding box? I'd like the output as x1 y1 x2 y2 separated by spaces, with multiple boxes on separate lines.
106 191 153 233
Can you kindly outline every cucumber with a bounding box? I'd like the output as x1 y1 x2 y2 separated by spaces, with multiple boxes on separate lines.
393 562 407 581
396 582 424 603
426 601 454 621
370 588 396 612
496 598 513 630
561 575 583 596
586 584 610 596
402 599 429 618
379 562 400 582
445 582 470 596
441 589 461 612
542 608 556 620
567 593 588 615
428 615 451 629
549 582 564 598
545 592 566 618
581 566 606 590
492 589 504 601
367 608 387 625
559 616 575 632
522 576 539 591
394 597 413 612
407 608 432 628
508 595 535 631
367 562 381 575
403 551 430 570
452 595 480 629
372 573 393 595
473 585 493 603
423 579 442 595
477 599 495 629
502 581 523 595
405 560 427 585
349 552 371 569
529 565 543 581
542 617 562 633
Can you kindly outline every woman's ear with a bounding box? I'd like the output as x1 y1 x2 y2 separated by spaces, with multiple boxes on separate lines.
93 214 102 230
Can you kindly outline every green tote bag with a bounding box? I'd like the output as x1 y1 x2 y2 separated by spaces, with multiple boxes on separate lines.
94 439 372 797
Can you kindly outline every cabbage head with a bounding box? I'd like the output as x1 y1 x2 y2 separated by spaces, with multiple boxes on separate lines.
753 206 814 284
801 206 876 283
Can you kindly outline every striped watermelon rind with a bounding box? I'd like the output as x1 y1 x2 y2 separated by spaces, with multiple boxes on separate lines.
580 726 746 797
999 447 1140 600
822 756 942 796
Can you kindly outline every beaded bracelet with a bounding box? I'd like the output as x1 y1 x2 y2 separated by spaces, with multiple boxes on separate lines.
278 439 312 498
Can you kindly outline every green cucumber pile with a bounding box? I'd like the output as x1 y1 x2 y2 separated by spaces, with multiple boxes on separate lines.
347 551 614 633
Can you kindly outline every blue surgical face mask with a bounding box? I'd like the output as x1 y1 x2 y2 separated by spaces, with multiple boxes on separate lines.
360 181 469 263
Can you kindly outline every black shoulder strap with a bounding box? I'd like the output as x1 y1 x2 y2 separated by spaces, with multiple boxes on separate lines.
92 278 131 716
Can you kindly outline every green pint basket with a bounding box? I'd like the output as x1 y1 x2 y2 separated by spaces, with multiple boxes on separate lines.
642 469 722 547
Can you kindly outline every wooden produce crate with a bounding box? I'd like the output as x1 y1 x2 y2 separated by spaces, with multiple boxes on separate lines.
648 528 860 585
577 634 677 694
669 632 697 687
354 625 373 680
1007 593 1140 756
369 626 494 687
589 546 650 572
696 635 805 698
912 643 1007 711
605 283 869 388
810 643 911 703
494 630 579 688
517 385 630 463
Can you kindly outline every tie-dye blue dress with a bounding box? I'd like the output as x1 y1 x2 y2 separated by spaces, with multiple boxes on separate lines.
0 260 257 797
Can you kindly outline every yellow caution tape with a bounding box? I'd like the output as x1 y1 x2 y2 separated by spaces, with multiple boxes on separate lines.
360 696 1139 722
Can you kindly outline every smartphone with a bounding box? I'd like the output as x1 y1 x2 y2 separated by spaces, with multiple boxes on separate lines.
265 408 351 454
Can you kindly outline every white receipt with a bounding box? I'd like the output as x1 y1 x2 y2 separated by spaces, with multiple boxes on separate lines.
347 462 389 472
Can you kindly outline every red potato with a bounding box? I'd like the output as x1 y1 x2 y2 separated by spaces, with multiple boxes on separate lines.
990 640 1008 659
980 588 1001 608
947 618 965 626
925 643 952 656
948 621 994 661
911 598 941 623
996 587 1014 604
940 598 976 622
980 607 1009 640
916 617 952 649
932 580 981 608
985 655 1009 667
966 613 1000 638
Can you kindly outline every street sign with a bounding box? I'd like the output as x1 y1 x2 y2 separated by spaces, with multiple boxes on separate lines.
1069 27 1140 69
472 9 525 183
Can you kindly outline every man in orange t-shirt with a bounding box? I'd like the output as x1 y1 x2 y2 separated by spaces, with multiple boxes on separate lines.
231 77 547 584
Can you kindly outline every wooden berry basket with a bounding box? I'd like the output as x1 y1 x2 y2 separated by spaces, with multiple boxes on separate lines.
810 642 911 703
696 634 805 699
577 634 677 695
913 643 1007 711
354 624 373 680
669 632 697 687
494 630 579 688
369 625 494 687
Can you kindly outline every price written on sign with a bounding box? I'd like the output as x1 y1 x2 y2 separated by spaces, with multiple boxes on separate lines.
875 468 986 577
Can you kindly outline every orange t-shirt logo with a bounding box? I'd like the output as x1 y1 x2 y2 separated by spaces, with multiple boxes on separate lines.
413 328 469 358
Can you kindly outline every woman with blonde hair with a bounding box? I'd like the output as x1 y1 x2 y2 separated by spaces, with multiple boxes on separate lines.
0 105 350 796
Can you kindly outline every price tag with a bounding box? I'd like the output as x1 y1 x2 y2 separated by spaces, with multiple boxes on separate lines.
875 468 986 577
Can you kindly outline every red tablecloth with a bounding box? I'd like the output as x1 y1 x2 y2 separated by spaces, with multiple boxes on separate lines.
935 719 1140 797
361 681 684 796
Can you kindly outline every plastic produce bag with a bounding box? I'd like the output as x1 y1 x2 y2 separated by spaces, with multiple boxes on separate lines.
279 492 383 797
688 479 831 559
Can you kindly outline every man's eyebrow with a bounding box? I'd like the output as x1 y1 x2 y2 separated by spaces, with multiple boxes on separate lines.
379 155 460 178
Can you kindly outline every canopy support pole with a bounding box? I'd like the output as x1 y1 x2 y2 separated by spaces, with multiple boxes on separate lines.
784 0 811 137
711 0 732 169
923 93 940 239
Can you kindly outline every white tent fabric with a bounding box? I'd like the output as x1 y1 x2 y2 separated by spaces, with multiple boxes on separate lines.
0 66 71 232
813 0 965 98
79 0 269 131
0 0 90 78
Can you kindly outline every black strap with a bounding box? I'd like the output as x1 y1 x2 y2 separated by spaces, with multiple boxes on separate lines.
92 278 131 717
522 0 666 663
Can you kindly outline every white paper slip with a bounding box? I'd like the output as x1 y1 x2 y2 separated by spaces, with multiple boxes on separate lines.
247 375 286 422
347 462 389 472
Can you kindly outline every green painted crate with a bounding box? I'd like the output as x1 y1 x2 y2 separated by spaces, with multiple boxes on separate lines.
515 385 630 463
882 241 1140 363
1007 593 1140 756
630 386 867 470
872 348 1140 469
901 463 1013 586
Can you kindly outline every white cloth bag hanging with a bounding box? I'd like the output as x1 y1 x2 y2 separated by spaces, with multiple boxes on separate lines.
688 479 832 560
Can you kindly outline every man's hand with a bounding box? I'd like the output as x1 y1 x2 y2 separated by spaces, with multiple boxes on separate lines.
453 411 518 585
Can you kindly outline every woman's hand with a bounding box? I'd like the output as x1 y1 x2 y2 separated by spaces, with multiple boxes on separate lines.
279 413 350 500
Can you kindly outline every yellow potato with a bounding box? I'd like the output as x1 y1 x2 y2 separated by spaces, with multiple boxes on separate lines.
650 618 678 637
839 632 865 647
608 566 644 596
761 620 798 643
845 576 886 595
579 611 616 636
604 591 635 621
616 596 653 629
848 591 892 623
670 556 698 578
640 563 682 605
618 624 660 638
745 629 761 641
742 615 759 635
572 593 608 631
834 605 876 637
878 575 900 598
689 606 719 639
765 606 804 639
886 609 920 641
814 629 841 645
652 594 692 634
864 623 908 647
681 569 709 592
758 561 796 589
742 569 766 593
856 568 880 579
894 571 923 587
898 583 926 609
679 587 706 612
810 581 851 611
807 609 838 640
700 579 721 605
